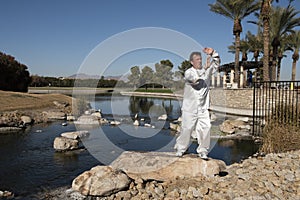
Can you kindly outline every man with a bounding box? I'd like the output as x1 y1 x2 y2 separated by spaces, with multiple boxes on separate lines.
174 47 220 159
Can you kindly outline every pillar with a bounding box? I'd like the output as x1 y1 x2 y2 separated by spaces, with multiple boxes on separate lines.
240 66 244 88
216 72 220 87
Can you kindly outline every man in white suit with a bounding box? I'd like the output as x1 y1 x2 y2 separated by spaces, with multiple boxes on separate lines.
174 47 220 159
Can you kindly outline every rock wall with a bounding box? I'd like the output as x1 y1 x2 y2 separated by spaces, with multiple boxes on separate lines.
210 88 253 110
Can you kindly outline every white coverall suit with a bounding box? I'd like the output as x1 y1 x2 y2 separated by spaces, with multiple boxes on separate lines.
174 50 220 155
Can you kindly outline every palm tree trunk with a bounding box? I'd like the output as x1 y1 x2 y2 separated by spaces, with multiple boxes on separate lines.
291 51 299 81
271 45 278 81
277 57 282 81
234 33 240 86
292 60 297 81
261 0 271 82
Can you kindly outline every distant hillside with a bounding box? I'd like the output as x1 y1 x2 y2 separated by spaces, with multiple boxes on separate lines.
68 73 127 81
68 73 100 79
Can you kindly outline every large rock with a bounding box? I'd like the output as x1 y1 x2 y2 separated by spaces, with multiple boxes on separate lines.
219 119 249 135
61 130 89 140
53 136 79 151
72 166 131 196
111 151 226 181
21 115 32 125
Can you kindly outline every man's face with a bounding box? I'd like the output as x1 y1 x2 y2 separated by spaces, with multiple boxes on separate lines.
191 55 202 69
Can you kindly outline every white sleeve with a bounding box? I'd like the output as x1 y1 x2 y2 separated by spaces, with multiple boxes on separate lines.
204 50 220 79
184 69 198 83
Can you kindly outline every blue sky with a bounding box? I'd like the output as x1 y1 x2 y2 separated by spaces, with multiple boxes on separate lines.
1 0 300 80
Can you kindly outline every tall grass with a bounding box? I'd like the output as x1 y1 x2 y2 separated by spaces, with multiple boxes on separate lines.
259 103 300 154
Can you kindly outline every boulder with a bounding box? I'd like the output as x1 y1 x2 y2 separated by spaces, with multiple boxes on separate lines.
21 115 32 125
72 166 131 196
61 130 89 140
111 151 226 181
169 123 181 132
53 137 79 151
219 120 235 134
91 112 102 119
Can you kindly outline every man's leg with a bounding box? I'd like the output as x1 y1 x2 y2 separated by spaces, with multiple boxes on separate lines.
174 111 197 155
195 110 211 156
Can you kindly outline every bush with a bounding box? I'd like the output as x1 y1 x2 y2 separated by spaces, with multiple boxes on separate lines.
259 103 300 154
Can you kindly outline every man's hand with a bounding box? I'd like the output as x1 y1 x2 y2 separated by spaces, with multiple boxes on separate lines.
203 47 214 55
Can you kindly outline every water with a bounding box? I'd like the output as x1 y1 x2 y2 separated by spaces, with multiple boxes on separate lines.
0 94 259 198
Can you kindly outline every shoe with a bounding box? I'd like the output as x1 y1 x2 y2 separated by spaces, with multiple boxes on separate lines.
175 151 184 157
199 152 208 160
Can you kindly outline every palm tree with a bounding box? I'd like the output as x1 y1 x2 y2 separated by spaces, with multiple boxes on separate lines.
260 0 275 81
245 31 263 62
287 30 300 81
269 3 300 81
276 35 290 80
209 0 260 86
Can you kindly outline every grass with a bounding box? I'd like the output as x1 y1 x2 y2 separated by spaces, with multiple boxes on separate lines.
0 90 73 112
259 104 300 154
259 120 300 154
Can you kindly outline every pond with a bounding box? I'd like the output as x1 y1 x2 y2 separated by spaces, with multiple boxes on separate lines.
0 94 259 199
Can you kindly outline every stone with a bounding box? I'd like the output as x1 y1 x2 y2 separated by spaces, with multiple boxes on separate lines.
43 111 66 120
110 121 121 126
158 114 167 121
169 123 180 132
21 115 32 125
66 115 76 121
91 112 102 119
72 166 131 196
235 117 249 123
53 136 79 151
219 120 235 134
61 130 89 140
0 127 23 133
74 115 99 125
133 120 139 126
110 151 226 182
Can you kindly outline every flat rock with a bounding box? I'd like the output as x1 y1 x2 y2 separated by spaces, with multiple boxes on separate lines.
61 130 89 140
74 115 99 125
72 165 131 196
43 111 66 120
110 151 226 181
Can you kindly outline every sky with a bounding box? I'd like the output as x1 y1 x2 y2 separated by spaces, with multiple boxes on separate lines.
1 0 300 80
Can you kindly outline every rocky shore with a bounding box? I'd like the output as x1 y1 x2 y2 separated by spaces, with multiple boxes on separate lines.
36 150 300 200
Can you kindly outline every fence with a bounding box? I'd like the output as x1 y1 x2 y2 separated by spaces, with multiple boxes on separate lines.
253 81 300 136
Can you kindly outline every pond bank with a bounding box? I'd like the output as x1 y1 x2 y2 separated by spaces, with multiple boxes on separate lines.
35 149 300 200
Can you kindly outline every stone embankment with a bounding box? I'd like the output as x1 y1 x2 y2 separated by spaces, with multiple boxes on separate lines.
0 100 81 133
40 150 300 200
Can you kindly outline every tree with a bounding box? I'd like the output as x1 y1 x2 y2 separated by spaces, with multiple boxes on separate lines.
177 60 192 77
260 0 274 81
209 0 260 86
250 0 299 81
154 59 174 88
127 66 140 89
269 3 300 80
287 30 300 81
140 66 154 90
245 31 263 62
0 52 31 92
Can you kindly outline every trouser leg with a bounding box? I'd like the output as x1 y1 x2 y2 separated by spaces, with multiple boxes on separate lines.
174 111 197 153
195 110 211 154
